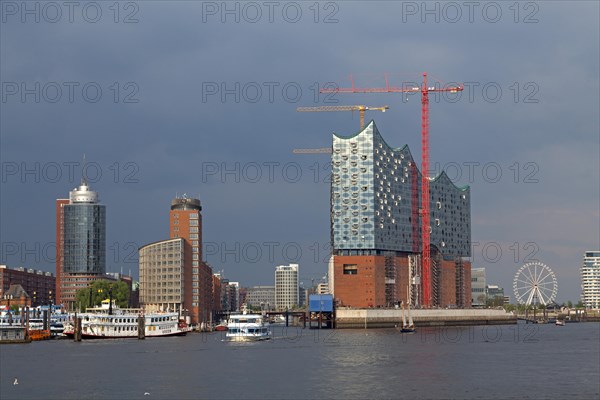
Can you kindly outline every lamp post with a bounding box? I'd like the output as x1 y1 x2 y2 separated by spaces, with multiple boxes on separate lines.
108 285 113 316
89 285 93 308
97 288 103 308
5 294 13 324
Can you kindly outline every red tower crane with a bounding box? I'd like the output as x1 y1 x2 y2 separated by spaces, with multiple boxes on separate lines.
320 72 463 307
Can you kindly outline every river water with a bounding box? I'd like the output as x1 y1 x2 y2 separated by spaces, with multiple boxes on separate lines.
1 321 598 400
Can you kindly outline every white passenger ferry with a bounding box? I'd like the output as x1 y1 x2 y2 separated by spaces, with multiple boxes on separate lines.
63 300 191 339
225 307 271 342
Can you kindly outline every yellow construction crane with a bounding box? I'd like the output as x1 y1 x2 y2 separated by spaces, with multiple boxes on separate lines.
296 105 389 129
292 148 332 154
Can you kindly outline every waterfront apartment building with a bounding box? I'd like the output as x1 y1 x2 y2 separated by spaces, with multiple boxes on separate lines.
139 196 213 325
317 283 329 295
581 251 600 309
275 264 299 310
245 286 275 310
329 121 472 308
299 287 308 307
139 238 185 314
220 279 239 312
238 286 247 307
471 268 486 307
486 285 505 305
0 265 55 307
55 181 106 309
212 274 223 315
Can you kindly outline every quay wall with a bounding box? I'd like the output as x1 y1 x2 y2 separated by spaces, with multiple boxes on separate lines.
335 309 517 329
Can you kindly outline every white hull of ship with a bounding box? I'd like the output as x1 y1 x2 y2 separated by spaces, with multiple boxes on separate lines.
225 334 271 342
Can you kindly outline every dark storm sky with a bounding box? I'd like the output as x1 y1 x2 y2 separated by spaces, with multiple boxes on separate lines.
1 1 598 303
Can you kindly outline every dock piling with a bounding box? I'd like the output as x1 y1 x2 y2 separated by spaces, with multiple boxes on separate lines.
138 315 145 339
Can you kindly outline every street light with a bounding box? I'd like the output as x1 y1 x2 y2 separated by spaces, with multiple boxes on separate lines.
89 285 93 308
97 288 104 306
108 285 113 316
5 294 14 324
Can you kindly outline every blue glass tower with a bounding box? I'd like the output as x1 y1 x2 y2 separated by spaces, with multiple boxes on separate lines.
63 182 106 275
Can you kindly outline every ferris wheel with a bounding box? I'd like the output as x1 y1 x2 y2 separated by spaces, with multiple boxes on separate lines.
513 262 558 306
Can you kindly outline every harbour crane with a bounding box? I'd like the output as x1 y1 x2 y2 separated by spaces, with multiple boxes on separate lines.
320 72 463 307
296 105 389 130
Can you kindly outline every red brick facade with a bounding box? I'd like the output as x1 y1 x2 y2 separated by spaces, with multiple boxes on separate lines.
169 202 213 324
333 255 386 307
0 266 55 307
55 199 69 305
333 254 472 308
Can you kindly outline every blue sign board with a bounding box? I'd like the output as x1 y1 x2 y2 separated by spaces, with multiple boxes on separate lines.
309 294 333 312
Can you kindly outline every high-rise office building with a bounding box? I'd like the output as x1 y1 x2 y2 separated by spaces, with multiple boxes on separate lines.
581 251 600 309
275 264 299 310
55 181 106 309
169 196 213 324
330 122 471 308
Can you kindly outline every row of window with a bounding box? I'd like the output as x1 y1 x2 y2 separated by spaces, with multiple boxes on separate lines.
173 213 199 219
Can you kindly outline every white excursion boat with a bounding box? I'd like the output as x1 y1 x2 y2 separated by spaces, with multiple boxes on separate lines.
225 307 271 342
63 300 191 339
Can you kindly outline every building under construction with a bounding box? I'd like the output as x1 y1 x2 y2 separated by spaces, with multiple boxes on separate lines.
328 121 471 308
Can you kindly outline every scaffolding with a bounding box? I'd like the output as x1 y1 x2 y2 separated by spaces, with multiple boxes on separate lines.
431 252 441 308
408 254 421 306
455 257 466 308
384 252 397 307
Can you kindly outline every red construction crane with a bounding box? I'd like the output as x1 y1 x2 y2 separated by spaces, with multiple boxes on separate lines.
320 72 463 307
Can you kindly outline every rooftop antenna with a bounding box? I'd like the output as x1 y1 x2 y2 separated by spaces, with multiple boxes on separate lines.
81 154 88 186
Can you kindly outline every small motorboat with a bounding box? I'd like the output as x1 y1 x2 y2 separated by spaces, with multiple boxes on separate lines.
215 322 228 331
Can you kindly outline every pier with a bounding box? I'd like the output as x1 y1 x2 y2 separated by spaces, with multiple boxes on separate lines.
517 308 598 324
335 308 517 329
